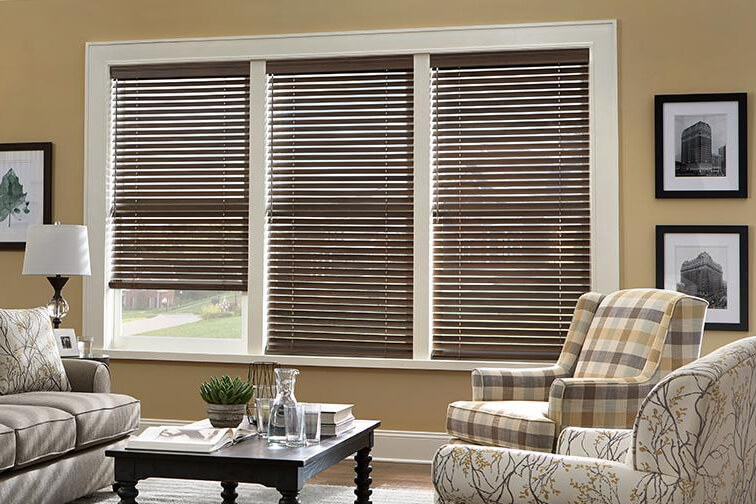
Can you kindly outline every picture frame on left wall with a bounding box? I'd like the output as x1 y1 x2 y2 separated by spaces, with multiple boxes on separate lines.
656 225 749 331
0 143 52 249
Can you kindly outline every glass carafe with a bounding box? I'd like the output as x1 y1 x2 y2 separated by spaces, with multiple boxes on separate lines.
267 368 299 444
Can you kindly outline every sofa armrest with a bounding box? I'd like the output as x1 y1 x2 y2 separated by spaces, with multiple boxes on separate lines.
432 443 685 504
548 376 656 429
472 365 568 401
556 426 632 462
62 359 111 393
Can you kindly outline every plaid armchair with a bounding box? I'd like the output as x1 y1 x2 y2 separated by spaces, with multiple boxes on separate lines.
445 289 707 452
434 336 756 504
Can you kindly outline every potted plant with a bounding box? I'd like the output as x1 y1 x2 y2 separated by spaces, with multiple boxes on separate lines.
200 375 255 428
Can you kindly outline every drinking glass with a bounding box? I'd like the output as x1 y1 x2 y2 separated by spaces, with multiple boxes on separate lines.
284 403 306 447
303 403 321 445
255 398 273 438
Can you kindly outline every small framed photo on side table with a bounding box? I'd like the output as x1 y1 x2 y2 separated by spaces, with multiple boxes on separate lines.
54 328 80 357
655 93 747 198
656 225 748 331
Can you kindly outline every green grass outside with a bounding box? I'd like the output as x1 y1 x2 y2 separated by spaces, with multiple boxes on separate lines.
122 292 241 322
134 314 242 339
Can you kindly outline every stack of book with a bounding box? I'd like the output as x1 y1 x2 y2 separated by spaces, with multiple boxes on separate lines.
319 404 355 437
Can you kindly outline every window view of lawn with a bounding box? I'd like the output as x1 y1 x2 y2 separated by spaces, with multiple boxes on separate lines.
121 290 242 340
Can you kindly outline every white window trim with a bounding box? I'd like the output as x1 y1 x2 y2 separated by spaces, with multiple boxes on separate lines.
84 20 619 371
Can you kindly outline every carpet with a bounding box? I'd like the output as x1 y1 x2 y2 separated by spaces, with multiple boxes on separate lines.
74 478 434 503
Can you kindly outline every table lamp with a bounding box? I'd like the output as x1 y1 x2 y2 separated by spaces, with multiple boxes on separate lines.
22 223 91 328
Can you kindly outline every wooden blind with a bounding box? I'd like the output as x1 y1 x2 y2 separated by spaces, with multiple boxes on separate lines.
265 56 414 358
109 62 250 291
431 49 591 361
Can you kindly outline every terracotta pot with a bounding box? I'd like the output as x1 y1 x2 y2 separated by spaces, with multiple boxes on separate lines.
206 403 246 428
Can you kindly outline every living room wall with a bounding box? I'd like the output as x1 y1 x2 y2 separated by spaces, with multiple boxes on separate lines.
0 0 753 431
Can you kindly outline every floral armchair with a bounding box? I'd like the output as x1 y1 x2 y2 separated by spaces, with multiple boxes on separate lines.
434 336 756 504
446 289 707 452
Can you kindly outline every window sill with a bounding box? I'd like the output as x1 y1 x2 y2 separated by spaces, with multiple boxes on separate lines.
99 348 554 371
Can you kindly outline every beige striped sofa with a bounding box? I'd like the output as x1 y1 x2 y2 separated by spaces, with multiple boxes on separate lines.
0 359 139 503
445 289 707 452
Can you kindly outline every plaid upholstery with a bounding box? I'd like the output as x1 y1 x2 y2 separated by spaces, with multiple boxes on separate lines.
550 290 707 429
548 376 656 429
448 289 707 451
574 289 702 378
446 400 555 452
471 292 605 401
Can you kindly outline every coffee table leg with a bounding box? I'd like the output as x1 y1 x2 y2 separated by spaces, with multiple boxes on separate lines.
278 489 301 503
221 481 238 504
115 480 139 504
354 447 373 504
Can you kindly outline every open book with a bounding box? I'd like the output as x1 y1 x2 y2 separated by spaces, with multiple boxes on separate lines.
127 420 255 453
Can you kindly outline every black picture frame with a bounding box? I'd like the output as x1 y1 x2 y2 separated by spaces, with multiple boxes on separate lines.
0 143 52 250
655 93 747 198
656 225 748 331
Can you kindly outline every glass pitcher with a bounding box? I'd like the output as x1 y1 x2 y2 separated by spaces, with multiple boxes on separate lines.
267 368 299 444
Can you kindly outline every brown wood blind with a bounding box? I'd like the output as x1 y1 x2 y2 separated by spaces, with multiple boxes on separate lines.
109 62 250 291
265 56 415 358
430 49 591 361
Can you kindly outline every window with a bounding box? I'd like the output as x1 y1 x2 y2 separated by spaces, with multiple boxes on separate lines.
109 63 250 342
430 50 591 360
86 23 618 366
265 57 415 358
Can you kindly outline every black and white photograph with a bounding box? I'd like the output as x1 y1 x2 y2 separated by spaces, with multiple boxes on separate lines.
657 225 748 330
656 93 746 198
675 114 727 177
53 328 79 357
0 143 52 249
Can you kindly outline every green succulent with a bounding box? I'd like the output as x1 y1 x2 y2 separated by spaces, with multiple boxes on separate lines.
199 375 255 405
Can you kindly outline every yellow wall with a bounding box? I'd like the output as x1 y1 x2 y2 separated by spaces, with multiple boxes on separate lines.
0 0 754 431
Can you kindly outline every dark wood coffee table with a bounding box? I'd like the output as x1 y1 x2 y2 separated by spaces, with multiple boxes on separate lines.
106 419 380 504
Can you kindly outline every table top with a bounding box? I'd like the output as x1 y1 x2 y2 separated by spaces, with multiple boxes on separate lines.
107 419 380 467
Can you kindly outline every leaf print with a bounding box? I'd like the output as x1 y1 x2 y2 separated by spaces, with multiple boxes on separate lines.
0 168 30 227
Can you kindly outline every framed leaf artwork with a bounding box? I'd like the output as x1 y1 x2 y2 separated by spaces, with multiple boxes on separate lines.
0 143 52 249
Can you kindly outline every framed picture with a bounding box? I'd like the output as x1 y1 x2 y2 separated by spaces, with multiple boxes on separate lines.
655 93 747 198
0 143 52 249
53 328 79 357
656 225 748 331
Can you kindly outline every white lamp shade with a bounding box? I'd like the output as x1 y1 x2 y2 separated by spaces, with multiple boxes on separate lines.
23 224 91 276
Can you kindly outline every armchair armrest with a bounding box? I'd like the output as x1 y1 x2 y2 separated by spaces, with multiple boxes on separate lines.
62 359 111 393
556 426 632 462
548 376 657 429
432 443 685 504
472 365 569 401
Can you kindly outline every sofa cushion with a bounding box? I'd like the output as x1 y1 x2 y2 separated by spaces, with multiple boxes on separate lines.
0 392 139 448
0 422 14 473
446 400 555 452
0 307 71 394
0 405 76 469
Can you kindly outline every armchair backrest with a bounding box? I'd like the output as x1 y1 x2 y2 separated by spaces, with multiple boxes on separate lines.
553 292 606 374
573 289 706 379
631 336 756 500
